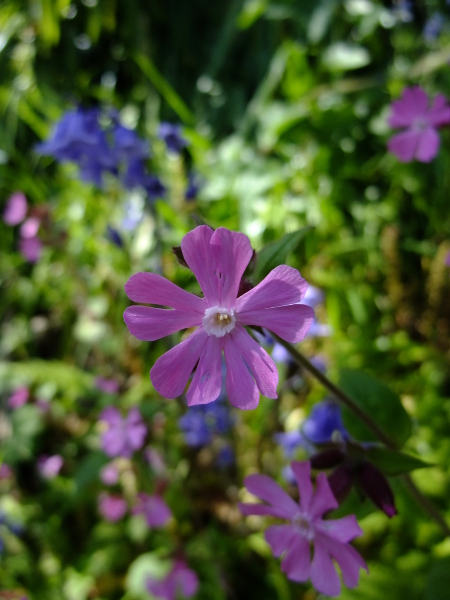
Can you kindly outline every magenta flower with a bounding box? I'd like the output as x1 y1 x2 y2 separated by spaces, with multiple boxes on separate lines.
95 376 119 394
100 462 120 486
387 87 450 163
124 226 314 409
99 407 147 458
239 461 367 597
146 559 199 600
98 493 127 522
3 192 27 226
132 493 172 527
18 237 42 263
7 387 29 410
38 455 63 479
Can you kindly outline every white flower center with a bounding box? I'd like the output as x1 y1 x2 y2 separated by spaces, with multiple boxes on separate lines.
413 117 428 132
202 306 236 338
292 512 315 541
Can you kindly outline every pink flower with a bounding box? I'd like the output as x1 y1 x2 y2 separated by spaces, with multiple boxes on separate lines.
100 462 120 486
38 455 63 479
95 376 120 394
239 461 367 597
3 192 27 226
387 86 450 163
124 226 314 409
132 493 172 527
146 559 199 600
98 493 127 522
7 387 29 410
19 237 42 262
99 407 147 458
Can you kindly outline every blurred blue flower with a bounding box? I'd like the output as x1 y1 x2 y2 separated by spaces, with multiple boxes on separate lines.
112 123 150 162
145 175 166 200
302 400 348 444
106 225 123 248
178 399 234 448
158 122 187 154
216 445 235 468
185 173 201 201
424 12 444 42
274 430 305 458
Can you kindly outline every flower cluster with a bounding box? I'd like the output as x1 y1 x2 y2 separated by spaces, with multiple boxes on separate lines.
239 460 367 597
2 192 43 262
36 107 165 197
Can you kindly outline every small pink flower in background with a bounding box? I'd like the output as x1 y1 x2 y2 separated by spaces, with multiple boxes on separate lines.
20 217 40 239
100 462 120 486
38 455 63 479
99 406 147 458
239 460 367 597
124 226 314 409
98 493 127 522
18 237 42 263
132 493 172 528
7 387 29 410
145 447 167 475
146 559 199 600
0 464 13 480
387 86 450 163
95 376 120 394
3 192 27 226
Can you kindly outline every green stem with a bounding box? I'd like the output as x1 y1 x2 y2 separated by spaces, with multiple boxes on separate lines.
272 335 396 448
272 335 450 538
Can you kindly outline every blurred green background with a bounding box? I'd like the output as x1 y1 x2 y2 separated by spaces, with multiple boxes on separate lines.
1 0 450 598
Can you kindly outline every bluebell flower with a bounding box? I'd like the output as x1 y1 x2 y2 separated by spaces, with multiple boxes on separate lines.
424 12 444 42
178 399 234 448
274 430 305 458
216 445 235 468
302 400 348 444
158 122 187 154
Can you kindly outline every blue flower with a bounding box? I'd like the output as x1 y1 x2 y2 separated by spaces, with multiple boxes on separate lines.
216 445 235 468
185 173 201 201
158 122 187 154
178 399 234 448
302 400 348 444
112 124 150 162
106 225 123 248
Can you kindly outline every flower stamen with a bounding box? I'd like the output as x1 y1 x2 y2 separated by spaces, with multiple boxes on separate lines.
202 306 236 337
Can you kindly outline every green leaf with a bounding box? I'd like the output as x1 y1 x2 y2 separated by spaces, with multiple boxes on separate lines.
365 447 432 476
339 369 412 447
254 227 311 281
425 558 450 600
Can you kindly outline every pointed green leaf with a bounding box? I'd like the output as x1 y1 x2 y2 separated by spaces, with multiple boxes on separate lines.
254 227 311 281
366 447 432 476
339 369 412 447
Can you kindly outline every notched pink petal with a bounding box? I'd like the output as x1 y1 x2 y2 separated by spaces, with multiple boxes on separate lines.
124 272 204 313
230 326 278 399
238 502 293 520
415 127 440 162
265 524 298 557
387 129 419 162
236 265 308 313
388 87 428 128
223 334 259 410
317 514 363 543
310 540 341 597
210 227 253 308
290 461 313 513
124 306 202 341
150 328 208 398
280 534 311 582
310 472 338 518
181 225 220 305
186 336 223 406
238 304 314 343
243 473 299 518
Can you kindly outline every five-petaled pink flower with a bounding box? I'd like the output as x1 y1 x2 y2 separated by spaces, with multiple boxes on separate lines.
124 226 314 409
146 559 199 600
239 460 367 597
387 86 450 163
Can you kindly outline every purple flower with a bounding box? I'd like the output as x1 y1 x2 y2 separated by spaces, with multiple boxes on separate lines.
3 192 27 226
7 387 29 410
387 87 450 163
146 559 199 600
178 397 234 447
38 455 63 479
239 461 367 596
275 430 305 459
302 401 348 445
112 124 149 162
99 407 147 458
100 462 120 486
98 493 127 522
144 448 167 475
20 217 40 239
95 377 120 394
132 493 172 527
158 122 187 154
124 226 314 409
18 237 42 263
